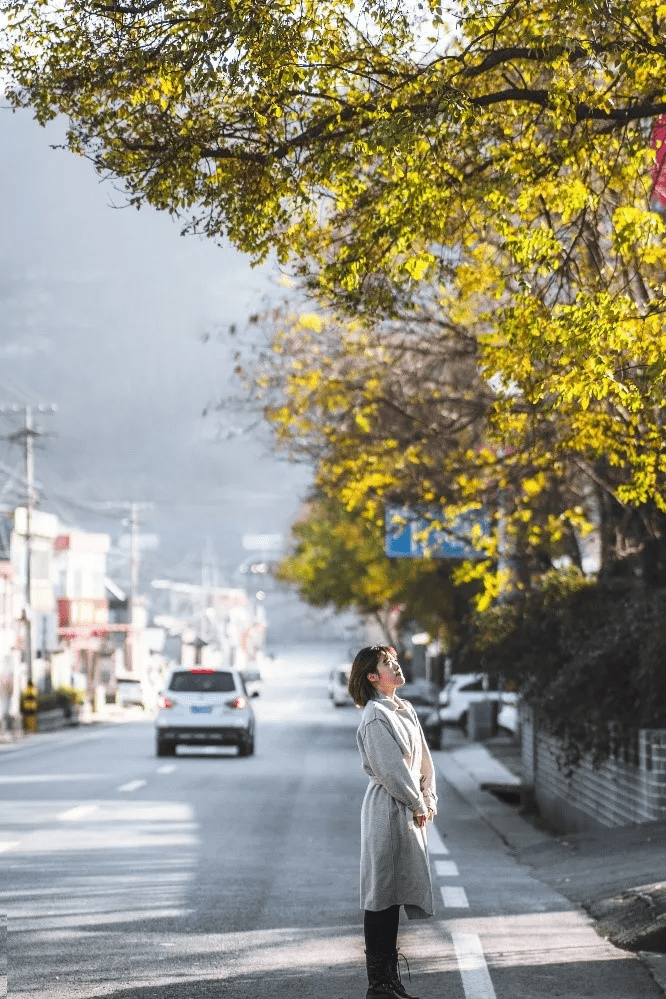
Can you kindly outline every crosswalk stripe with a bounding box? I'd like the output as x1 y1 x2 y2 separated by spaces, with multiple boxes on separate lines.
451 932 497 999
441 886 469 908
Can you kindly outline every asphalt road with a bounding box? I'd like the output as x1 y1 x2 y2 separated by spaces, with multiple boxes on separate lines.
2 644 662 999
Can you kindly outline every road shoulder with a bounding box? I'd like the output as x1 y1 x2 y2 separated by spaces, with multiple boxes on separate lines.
433 737 666 996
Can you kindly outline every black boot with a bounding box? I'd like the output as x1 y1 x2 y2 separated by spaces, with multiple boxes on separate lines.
365 952 403 999
387 951 420 999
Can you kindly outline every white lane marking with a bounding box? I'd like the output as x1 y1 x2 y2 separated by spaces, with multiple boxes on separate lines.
434 860 459 877
58 804 99 822
441 886 470 908
0 774 106 784
0 841 20 852
427 823 449 855
156 765 176 774
116 779 147 792
451 932 497 999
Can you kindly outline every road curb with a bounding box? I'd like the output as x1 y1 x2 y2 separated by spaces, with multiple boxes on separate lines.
643 953 666 994
0 718 122 755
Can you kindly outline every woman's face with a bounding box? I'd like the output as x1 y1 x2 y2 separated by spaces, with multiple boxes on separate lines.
367 648 405 697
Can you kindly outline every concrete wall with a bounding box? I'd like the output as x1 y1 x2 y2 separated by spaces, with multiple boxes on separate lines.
521 707 666 834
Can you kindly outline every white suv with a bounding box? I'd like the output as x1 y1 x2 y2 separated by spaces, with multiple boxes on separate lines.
155 666 255 757
439 673 507 731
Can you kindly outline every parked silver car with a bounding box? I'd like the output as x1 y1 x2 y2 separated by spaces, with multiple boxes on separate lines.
155 665 255 757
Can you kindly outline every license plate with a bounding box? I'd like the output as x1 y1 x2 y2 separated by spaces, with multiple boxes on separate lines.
191 705 213 714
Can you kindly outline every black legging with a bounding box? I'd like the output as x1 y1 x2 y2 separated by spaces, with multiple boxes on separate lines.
364 905 400 956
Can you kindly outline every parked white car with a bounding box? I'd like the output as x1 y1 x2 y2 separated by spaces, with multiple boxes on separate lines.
328 663 353 707
439 673 512 731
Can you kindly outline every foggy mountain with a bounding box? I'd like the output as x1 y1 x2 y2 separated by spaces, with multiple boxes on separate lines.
0 107 311 590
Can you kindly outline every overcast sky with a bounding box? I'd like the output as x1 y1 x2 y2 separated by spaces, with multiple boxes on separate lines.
0 107 311 588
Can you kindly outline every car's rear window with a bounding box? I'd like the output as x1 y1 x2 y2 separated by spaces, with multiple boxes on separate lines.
338 670 350 684
168 671 235 693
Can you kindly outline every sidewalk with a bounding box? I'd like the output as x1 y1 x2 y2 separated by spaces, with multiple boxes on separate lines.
435 727 666 995
0 704 147 754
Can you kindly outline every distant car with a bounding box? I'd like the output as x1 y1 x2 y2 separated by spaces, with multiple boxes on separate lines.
241 667 262 698
439 673 507 732
329 664 353 707
398 680 442 749
155 665 255 757
116 677 147 709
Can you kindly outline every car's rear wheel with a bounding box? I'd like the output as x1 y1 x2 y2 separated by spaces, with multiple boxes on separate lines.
156 737 176 757
237 734 254 757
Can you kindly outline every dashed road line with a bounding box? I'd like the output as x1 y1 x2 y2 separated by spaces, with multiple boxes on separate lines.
434 859 459 877
427 823 449 855
451 932 497 999
156 764 176 774
116 779 147 792
58 804 99 822
440 885 470 908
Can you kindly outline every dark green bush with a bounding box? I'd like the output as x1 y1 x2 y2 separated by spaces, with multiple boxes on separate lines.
465 568 666 771
56 684 85 706
36 692 60 712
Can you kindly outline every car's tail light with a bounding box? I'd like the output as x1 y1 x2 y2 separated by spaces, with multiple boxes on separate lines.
226 696 248 710
158 694 175 709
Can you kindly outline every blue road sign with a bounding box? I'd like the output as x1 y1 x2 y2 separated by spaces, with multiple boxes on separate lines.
384 504 488 559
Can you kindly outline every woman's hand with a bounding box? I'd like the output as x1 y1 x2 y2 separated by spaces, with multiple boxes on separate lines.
413 810 428 828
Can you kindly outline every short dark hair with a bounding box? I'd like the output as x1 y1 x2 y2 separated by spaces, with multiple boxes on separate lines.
348 645 393 708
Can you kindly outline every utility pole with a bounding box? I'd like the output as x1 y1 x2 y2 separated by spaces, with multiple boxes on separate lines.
1 403 57 686
117 501 152 673
78 498 152 680
130 502 139 608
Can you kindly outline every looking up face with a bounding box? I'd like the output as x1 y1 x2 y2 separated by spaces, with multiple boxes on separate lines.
367 647 405 697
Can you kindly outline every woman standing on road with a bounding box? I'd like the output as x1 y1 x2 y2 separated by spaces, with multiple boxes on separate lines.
348 645 437 999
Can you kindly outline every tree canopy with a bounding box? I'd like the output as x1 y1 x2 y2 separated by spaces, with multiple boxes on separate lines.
6 0 666 594
3 0 666 290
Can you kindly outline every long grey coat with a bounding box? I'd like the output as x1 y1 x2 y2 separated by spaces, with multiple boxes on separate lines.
357 693 438 919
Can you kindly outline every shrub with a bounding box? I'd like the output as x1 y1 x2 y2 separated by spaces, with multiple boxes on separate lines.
466 568 666 771
56 684 85 706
